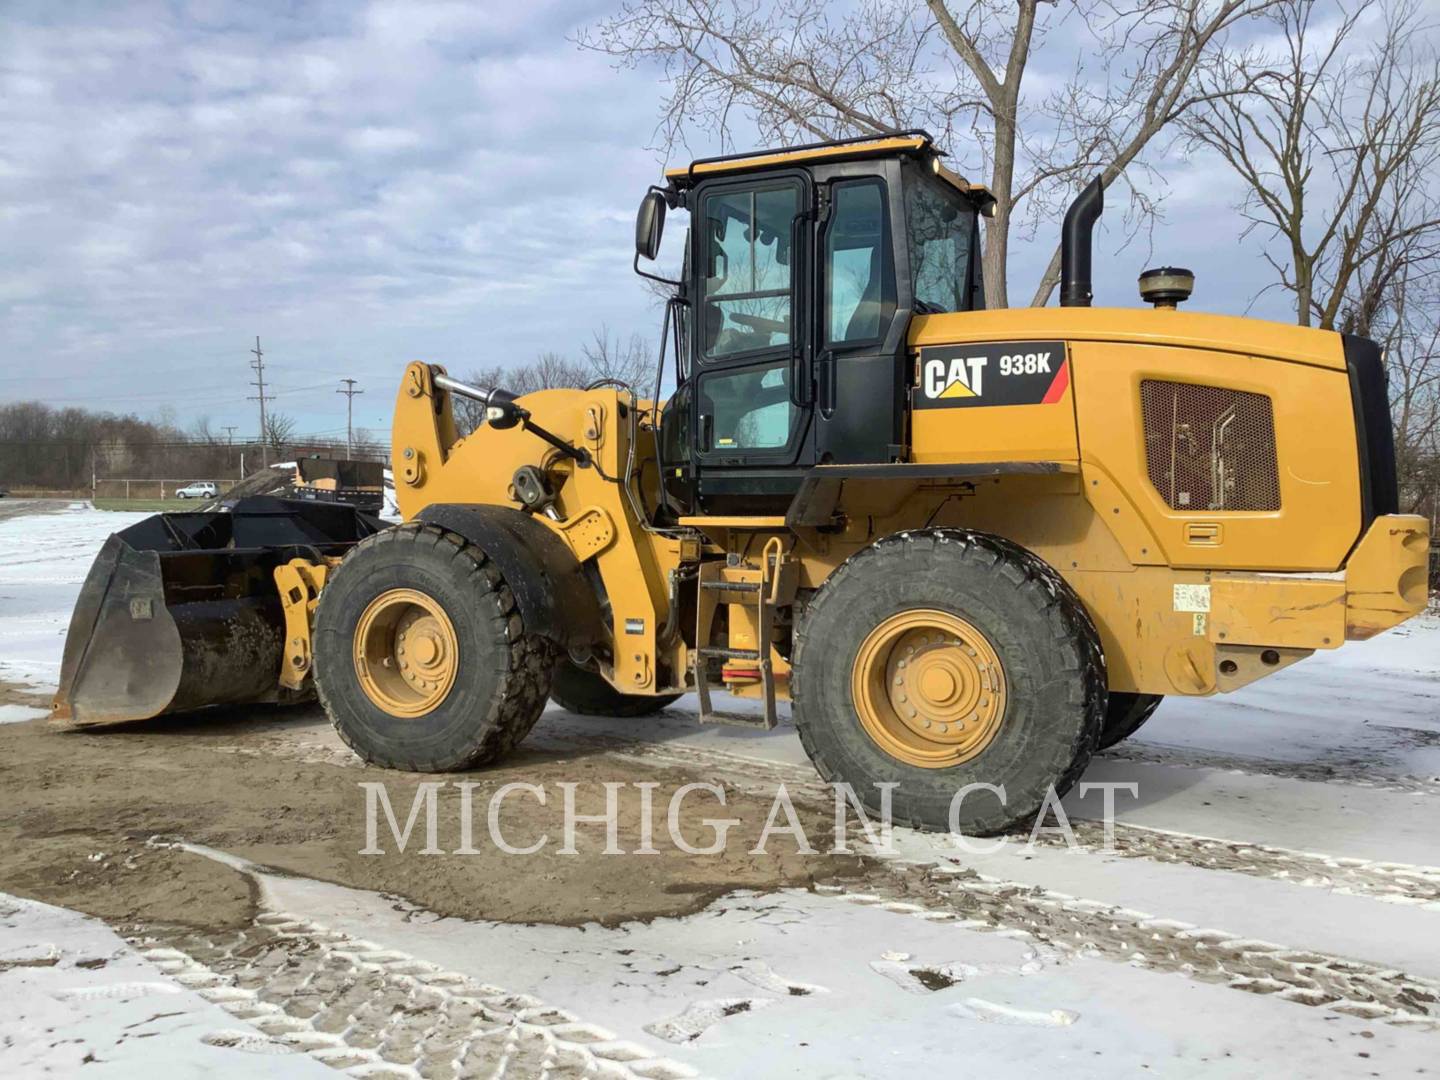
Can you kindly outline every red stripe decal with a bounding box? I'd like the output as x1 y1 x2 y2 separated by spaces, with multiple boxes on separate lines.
1040 359 1070 404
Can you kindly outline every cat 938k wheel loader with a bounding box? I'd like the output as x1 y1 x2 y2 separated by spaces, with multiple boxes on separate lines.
53 131 1430 834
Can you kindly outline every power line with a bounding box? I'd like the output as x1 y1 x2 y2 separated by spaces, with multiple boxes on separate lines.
0 435 393 449
0 380 340 408
336 378 364 458
247 335 272 468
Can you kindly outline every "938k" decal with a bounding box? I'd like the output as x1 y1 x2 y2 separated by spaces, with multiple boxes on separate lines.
914 340 1070 409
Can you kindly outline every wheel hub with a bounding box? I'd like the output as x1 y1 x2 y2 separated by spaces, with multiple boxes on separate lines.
852 610 1006 768
354 588 459 718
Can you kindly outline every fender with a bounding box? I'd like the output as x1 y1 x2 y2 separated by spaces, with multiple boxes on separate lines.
416 503 605 649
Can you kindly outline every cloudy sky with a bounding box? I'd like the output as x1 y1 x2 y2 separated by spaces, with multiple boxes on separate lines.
0 0 1295 438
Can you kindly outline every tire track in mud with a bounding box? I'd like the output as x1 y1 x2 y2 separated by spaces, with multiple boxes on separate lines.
832 863 1440 1030
1099 742 1440 795
588 738 1440 909
1041 821 1440 909
130 914 696 1079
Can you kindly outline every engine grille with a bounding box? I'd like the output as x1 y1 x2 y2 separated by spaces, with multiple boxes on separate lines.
1140 380 1280 512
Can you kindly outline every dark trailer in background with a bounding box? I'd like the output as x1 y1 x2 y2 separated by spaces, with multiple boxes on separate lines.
290 458 386 514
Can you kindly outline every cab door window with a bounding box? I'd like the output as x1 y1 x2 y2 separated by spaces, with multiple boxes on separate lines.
825 179 895 345
701 185 800 360
698 362 794 451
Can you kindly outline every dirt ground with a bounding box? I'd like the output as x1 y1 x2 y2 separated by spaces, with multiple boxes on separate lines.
0 679 48 710
0 708 865 935
0 497 68 524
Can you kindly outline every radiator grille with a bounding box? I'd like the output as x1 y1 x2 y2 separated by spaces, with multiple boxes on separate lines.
1140 381 1280 511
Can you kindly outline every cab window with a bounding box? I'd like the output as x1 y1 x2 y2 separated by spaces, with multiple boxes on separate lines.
700 184 799 360
903 163 983 313
825 179 895 345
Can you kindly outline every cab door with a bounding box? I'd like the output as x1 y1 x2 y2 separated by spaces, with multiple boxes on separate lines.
812 172 904 464
689 172 814 509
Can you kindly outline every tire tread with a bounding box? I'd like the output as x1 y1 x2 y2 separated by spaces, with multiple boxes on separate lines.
314 522 553 771
791 528 1106 834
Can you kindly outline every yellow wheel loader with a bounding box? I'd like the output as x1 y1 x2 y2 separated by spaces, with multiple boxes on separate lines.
54 131 1430 833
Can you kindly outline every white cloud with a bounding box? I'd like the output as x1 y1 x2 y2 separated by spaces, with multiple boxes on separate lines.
0 0 676 431
346 126 426 154
0 0 1315 432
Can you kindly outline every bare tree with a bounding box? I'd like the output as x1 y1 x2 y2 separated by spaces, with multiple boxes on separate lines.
581 325 655 388
580 0 1279 307
189 416 222 445
349 426 386 462
263 412 297 457
451 332 660 435
454 352 591 433
1373 264 1440 521
1185 0 1440 330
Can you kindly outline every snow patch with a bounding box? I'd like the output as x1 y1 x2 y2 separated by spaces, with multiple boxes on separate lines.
0 704 47 724
951 997 1080 1027
643 997 778 1043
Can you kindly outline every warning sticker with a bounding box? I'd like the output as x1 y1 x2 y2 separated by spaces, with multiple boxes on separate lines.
913 340 1069 409
1173 584 1212 613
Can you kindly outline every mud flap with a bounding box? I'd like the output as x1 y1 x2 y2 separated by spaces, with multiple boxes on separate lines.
53 496 381 728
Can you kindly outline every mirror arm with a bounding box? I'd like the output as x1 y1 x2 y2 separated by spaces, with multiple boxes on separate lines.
633 251 682 288
649 297 674 407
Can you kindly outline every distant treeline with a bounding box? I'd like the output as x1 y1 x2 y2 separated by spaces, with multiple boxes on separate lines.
0 401 386 493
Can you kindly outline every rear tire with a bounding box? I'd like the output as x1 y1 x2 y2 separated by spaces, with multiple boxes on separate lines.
313 523 553 771
1098 692 1163 749
792 529 1105 836
550 659 681 717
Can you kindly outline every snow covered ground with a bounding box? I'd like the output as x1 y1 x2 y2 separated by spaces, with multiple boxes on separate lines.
0 500 148 721
1 500 1437 1077
0 894 332 1077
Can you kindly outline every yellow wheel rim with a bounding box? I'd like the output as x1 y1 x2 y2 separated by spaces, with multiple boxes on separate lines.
352 588 459 718
851 609 1007 769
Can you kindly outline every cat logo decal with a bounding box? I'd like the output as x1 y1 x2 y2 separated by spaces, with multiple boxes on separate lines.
915 340 1069 409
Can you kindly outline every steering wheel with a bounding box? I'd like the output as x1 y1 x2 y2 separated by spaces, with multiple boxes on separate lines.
729 313 789 334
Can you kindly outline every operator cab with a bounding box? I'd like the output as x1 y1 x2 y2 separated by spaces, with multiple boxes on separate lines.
636 130 993 517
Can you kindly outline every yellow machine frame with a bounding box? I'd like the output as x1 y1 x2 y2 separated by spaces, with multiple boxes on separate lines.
377 302 1428 706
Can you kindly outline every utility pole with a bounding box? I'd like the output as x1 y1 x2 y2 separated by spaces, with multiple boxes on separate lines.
248 336 272 467
222 426 239 481
337 378 364 458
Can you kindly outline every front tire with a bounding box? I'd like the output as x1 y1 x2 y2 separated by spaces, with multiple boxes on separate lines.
792 529 1105 836
313 523 553 771
550 659 681 717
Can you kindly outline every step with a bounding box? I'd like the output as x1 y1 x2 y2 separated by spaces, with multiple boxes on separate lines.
700 580 762 594
695 646 761 662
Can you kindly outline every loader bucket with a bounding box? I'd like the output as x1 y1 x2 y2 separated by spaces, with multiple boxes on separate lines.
52 496 382 728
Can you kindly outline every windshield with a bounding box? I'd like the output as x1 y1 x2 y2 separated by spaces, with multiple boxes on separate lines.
902 163 983 313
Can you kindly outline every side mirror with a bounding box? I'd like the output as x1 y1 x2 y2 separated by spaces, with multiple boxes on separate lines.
636 190 666 261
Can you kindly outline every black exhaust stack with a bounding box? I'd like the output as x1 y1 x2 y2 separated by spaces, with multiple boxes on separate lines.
1060 174 1104 307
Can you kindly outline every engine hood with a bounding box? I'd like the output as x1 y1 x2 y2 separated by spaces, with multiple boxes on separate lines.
908 307 1347 371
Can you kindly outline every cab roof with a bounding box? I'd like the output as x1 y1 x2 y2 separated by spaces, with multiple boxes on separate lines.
663 129 993 208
